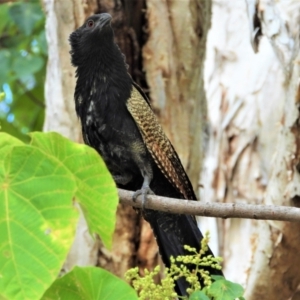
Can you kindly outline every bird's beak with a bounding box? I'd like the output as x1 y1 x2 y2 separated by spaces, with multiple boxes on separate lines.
99 13 112 27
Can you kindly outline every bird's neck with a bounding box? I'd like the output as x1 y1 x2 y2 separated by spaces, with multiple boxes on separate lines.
74 43 132 112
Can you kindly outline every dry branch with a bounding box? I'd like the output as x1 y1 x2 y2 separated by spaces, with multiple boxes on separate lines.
118 189 300 222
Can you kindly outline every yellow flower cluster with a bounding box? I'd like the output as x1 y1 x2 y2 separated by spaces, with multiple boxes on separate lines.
125 232 223 300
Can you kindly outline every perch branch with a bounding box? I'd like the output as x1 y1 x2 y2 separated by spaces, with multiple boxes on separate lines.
118 189 300 222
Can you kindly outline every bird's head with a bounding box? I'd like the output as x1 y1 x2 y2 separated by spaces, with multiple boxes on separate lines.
69 13 113 67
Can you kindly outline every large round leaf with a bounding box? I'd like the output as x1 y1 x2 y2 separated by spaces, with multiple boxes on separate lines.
42 266 138 300
30 132 118 249
0 144 78 300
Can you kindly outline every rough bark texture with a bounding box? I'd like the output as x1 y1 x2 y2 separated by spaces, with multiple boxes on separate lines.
203 0 300 299
143 0 211 190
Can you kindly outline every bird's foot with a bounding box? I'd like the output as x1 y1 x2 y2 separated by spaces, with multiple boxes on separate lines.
133 186 154 210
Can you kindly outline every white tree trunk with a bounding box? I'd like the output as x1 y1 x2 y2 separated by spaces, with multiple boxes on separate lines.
203 0 300 299
43 0 99 272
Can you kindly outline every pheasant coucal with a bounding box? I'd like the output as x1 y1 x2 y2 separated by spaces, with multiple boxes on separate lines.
69 13 223 296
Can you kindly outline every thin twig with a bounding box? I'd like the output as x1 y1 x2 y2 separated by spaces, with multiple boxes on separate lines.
118 189 300 222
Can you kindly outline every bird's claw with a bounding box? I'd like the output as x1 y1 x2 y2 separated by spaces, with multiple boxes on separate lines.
133 187 154 210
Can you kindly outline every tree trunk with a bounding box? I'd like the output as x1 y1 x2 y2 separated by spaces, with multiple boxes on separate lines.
203 1 300 299
143 0 211 189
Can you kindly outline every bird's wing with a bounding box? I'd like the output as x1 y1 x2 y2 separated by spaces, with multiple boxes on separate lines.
126 84 197 200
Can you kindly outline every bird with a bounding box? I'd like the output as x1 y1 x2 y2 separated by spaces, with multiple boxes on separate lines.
69 13 223 296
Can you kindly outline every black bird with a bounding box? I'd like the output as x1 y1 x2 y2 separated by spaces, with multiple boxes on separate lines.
69 13 223 296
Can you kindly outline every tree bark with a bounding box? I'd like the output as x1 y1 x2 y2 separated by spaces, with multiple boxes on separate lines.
203 1 300 299
143 0 211 190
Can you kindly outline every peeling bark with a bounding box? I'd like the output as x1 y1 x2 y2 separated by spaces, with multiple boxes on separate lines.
204 0 300 298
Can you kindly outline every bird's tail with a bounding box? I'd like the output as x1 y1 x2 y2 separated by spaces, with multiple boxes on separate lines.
144 210 223 296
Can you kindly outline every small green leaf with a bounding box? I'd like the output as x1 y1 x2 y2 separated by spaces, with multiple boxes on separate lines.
8 3 43 36
189 290 210 300
207 278 244 300
30 132 118 249
12 53 44 78
42 266 138 300
0 141 79 300
211 275 226 281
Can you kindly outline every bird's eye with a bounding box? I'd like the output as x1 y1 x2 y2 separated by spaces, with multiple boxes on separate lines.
87 20 94 28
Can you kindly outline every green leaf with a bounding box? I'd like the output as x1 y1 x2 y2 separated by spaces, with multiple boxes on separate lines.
29 132 118 249
8 3 43 36
0 140 79 300
42 266 138 300
211 275 226 281
207 278 244 300
0 1 46 138
189 290 210 300
0 132 23 157
12 53 44 78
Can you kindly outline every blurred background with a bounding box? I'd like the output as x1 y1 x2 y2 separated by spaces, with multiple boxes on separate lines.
0 0 46 141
